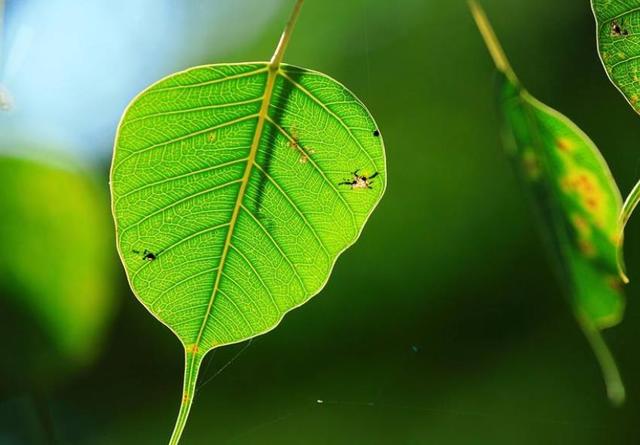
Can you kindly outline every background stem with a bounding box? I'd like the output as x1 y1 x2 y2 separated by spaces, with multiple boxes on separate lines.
31 390 58 445
468 0 517 84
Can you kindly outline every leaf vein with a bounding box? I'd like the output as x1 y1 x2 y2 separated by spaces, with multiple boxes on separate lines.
265 117 358 230
115 156 249 203
150 267 218 308
114 113 258 170
123 97 264 126
279 71 379 170
229 243 281 312
129 222 231 282
252 161 331 259
119 179 242 239
240 204 307 298
151 67 268 92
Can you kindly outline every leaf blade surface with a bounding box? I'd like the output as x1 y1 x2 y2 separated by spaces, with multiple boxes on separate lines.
112 62 385 352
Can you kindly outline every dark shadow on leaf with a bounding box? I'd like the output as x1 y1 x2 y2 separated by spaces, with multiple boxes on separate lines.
252 68 303 223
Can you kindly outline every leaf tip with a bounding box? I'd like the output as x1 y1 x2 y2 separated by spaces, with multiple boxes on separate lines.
608 381 626 407
618 260 630 284
579 316 625 407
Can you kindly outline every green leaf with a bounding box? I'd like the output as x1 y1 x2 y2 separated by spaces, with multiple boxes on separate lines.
110 0 386 442
471 1 625 405
592 0 640 282
0 156 115 383
592 0 640 113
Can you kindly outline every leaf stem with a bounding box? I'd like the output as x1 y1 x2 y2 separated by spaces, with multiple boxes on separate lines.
269 0 304 69
468 0 517 84
616 179 640 283
168 349 205 445
577 316 625 406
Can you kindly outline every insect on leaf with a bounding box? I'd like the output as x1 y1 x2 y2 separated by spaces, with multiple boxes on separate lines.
110 0 386 443
470 1 626 405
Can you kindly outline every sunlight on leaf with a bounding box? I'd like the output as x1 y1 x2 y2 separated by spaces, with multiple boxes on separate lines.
110 0 386 442
471 1 625 406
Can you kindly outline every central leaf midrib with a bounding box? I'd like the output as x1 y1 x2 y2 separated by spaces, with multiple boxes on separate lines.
190 65 281 352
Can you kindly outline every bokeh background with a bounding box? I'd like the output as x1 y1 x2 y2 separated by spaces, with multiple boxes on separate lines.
2 0 640 443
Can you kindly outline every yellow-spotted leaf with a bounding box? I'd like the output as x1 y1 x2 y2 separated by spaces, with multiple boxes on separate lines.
471 1 625 405
110 1 386 443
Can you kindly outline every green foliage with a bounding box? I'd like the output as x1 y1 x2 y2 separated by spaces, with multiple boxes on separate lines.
592 0 640 114
0 156 115 384
471 1 625 405
592 0 640 282
110 0 386 442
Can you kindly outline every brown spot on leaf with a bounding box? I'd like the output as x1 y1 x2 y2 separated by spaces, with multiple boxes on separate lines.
522 150 540 179
571 214 591 236
578 239 596 257
608 275 623 292
556 137 573 152
562 172 603 215
288 126 301 149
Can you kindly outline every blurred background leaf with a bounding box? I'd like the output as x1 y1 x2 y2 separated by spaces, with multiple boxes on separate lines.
0 155 116 387
471 0 625 405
